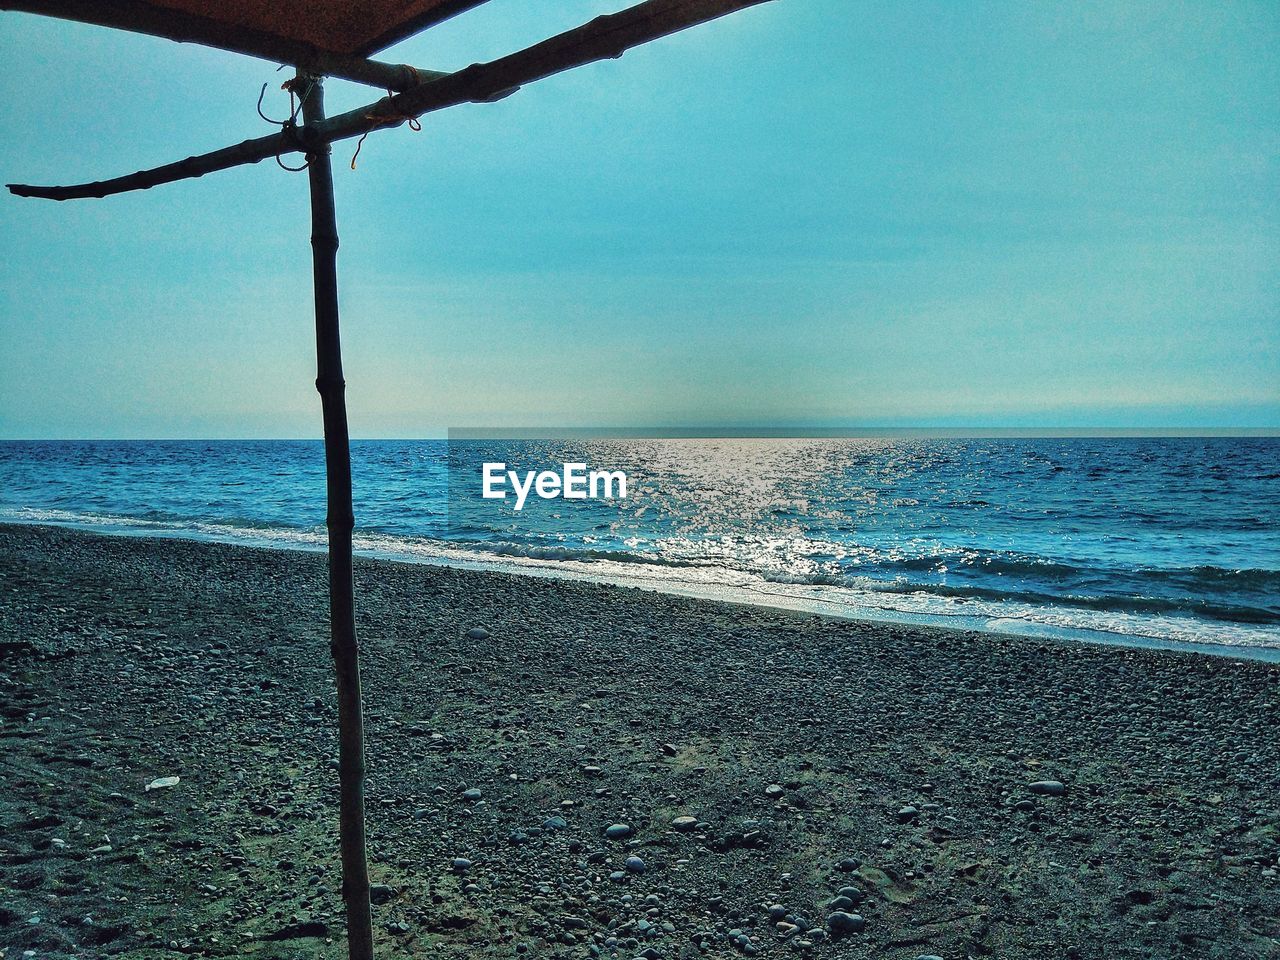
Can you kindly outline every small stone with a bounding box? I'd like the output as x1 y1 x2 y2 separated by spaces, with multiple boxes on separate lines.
826 912 865 936
543 815 568 830
764 784 785 798
451 857 472 872
465 627 490 640
461 788 483 802
625 855 647 873
604 823 633 840
671 816 698 832
144 776 180 792
369 884 395 905
1027 780 1066 796
897 805 919 823
835 857 860 872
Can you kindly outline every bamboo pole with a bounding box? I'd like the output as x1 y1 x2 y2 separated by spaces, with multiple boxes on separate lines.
300 73 374 960
7 0 775 201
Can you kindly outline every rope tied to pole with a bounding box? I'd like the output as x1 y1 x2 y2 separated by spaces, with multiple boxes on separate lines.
350 80 424 171
258 74 317 172
262 70 422 172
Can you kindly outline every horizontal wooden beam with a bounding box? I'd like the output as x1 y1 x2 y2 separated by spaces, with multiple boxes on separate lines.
7 0 774 202
1 0 447 90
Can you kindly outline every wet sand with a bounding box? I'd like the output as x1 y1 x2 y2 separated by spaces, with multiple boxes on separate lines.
1 523 1277 958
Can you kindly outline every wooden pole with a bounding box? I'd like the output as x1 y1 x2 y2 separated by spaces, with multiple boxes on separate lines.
300 73 375 960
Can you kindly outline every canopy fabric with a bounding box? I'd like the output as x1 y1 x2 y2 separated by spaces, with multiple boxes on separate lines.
134 0 483 54
3 0 489 60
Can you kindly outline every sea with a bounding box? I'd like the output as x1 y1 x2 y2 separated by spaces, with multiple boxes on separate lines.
2 437 1277 659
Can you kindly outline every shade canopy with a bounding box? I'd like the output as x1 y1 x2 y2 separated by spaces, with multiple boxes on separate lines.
125 0 485 55
2 0 492 83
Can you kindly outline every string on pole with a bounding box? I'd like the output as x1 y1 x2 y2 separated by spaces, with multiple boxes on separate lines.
258 73 316 172
350 88 422 171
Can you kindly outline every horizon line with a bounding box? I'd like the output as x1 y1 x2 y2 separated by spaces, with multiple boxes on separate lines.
3 426 1279 442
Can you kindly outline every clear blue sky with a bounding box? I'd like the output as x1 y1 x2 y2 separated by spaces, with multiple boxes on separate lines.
1 1 1276 437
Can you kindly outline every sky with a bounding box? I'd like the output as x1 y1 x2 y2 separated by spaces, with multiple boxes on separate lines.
1 0 1277 438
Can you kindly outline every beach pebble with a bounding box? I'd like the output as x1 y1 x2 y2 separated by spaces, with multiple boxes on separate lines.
826 911 865 936
461 787 483 802
542 815 568 830
764 784 785 798
465 627 490 640
145 776 180 792
1028 780 1067 796
671 816 699 832
624 855 646 873
451 858 472 872
604 823 633 840
897 805 920 823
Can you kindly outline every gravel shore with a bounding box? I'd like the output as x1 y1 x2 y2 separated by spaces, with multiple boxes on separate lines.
1 523 1277 959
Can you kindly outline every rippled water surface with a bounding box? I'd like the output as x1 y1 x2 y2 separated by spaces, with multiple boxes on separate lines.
2 438 1277 652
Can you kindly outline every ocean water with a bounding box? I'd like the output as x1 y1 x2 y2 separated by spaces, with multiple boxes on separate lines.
2 438 1278 656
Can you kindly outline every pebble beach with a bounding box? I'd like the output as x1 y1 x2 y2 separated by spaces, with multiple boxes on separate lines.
1 523 1277 959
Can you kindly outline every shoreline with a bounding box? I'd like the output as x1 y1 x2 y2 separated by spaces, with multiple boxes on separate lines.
2 523 1278 958
3 518 1278 663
